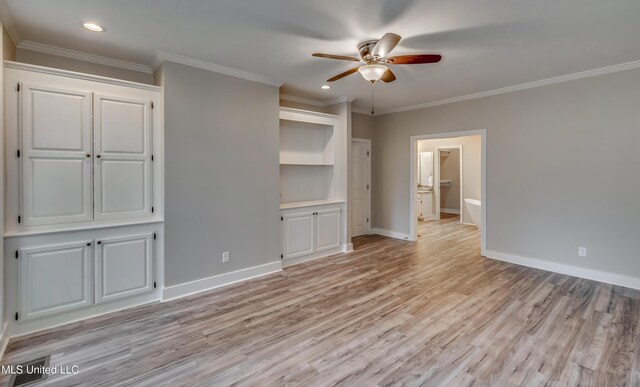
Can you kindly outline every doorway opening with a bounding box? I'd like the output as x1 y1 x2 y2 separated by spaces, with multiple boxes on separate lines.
409 130 486 255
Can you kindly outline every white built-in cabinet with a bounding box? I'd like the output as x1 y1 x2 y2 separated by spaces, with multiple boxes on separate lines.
279 108 347 266
281 206 341 260
4 62 163 336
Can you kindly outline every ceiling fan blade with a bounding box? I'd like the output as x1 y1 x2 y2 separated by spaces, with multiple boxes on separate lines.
327 67 360 82
386 54 442 65
381 68 396 83
312 53 361 62
371 33 401 58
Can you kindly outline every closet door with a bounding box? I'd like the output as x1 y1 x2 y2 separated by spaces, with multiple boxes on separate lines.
21 84 93 226
94 94 153 221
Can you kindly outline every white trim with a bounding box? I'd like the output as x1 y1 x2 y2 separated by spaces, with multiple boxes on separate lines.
352 108 372 115
282 245 345 268
373 59 640 116
0 0 19 44
17 40 152 73
162 261 282 302
280 94 354 108
485 250 640 291
409 129 487 256
371 228 410 241
441 208 460 215
152 50 282 87
0 322 9 361
343 243 354 253
4 61 161 92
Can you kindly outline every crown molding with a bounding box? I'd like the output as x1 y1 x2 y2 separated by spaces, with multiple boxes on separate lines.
17 40 152 74
352 107 373 115
0 0 19 44
373 59 640 116
280 94 354 107
152 50 282 87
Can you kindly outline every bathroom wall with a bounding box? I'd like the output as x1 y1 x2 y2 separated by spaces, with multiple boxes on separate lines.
440 149 461 213
417 136 481 224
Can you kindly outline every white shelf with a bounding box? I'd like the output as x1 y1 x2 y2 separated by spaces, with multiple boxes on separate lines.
280 199 345 210
280 162 334 166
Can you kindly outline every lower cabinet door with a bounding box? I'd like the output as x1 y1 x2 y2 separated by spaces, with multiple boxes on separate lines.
95 233 153 304
19 241 92 321
282 211 314 259
315 208 341 252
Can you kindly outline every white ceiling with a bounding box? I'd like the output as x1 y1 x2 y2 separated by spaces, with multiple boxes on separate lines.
3 0 640 111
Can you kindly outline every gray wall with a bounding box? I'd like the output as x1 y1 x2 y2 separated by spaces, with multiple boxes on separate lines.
352 113 375 140
372 67 640 277
159 61 280 286
16 49 154 84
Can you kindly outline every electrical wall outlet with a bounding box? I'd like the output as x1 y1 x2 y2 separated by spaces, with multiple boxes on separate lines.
578 246 587 257
222 251 230 263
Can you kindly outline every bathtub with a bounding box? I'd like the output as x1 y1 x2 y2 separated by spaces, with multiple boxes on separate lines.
464 198 481 229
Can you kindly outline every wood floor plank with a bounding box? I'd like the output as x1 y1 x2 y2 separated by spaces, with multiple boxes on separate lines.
1 214 639 386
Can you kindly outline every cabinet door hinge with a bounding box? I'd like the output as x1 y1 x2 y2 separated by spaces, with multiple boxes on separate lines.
367 150 370 156
16 149 21 158
15 312 18 321
151 102 154 109
280 216 283 221
17 215 21 224
280 254 283 259
367 217 369 223
366 184 369 190
151 206 155 213
153 281 157 288
153 232 157 240
16 83 20 92
151 155 154 161
15 250 19 259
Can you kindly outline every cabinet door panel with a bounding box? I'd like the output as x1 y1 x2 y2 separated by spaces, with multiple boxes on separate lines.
315 208 341 252
21 84 92 226
282 212 314 259
94 94 152 220
95 233 153 304
19 241 92 321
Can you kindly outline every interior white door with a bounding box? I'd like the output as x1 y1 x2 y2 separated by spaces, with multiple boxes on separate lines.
19 240 92 321
282 211 314 259
94 94 152 220
21 84 93 226
95 233 153 304
315 208 341 252
351 140 370 237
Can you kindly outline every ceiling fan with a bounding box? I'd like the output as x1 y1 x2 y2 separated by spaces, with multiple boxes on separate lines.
312 33 442 84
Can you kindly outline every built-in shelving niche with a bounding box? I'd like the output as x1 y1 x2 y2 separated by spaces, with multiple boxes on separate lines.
279 109 338 205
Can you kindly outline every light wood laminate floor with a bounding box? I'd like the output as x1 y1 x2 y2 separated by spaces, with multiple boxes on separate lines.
2 215 640 386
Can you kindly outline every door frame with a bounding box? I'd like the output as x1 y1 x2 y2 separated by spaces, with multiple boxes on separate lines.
434 145 463 223
351 138 371 237
409 129 486 256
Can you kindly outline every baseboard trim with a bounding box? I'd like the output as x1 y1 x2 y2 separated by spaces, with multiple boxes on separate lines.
282 245 345 268
371 228 410 241
485 250 640 290
162 261 282 302
0 322 9 361
441 208 461 214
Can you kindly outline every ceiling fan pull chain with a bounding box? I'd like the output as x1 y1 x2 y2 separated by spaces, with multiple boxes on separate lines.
371 86 375 115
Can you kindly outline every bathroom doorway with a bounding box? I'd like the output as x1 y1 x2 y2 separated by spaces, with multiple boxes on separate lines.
409 130 486 255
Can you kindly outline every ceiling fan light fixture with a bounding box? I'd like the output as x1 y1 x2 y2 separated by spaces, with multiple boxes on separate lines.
358 64 388 82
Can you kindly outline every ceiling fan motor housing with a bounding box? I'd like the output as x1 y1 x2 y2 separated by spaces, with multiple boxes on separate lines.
358 40 380 62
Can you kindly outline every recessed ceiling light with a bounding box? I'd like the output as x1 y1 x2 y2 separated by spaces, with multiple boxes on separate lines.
321 85 331 90
83 22 105 32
